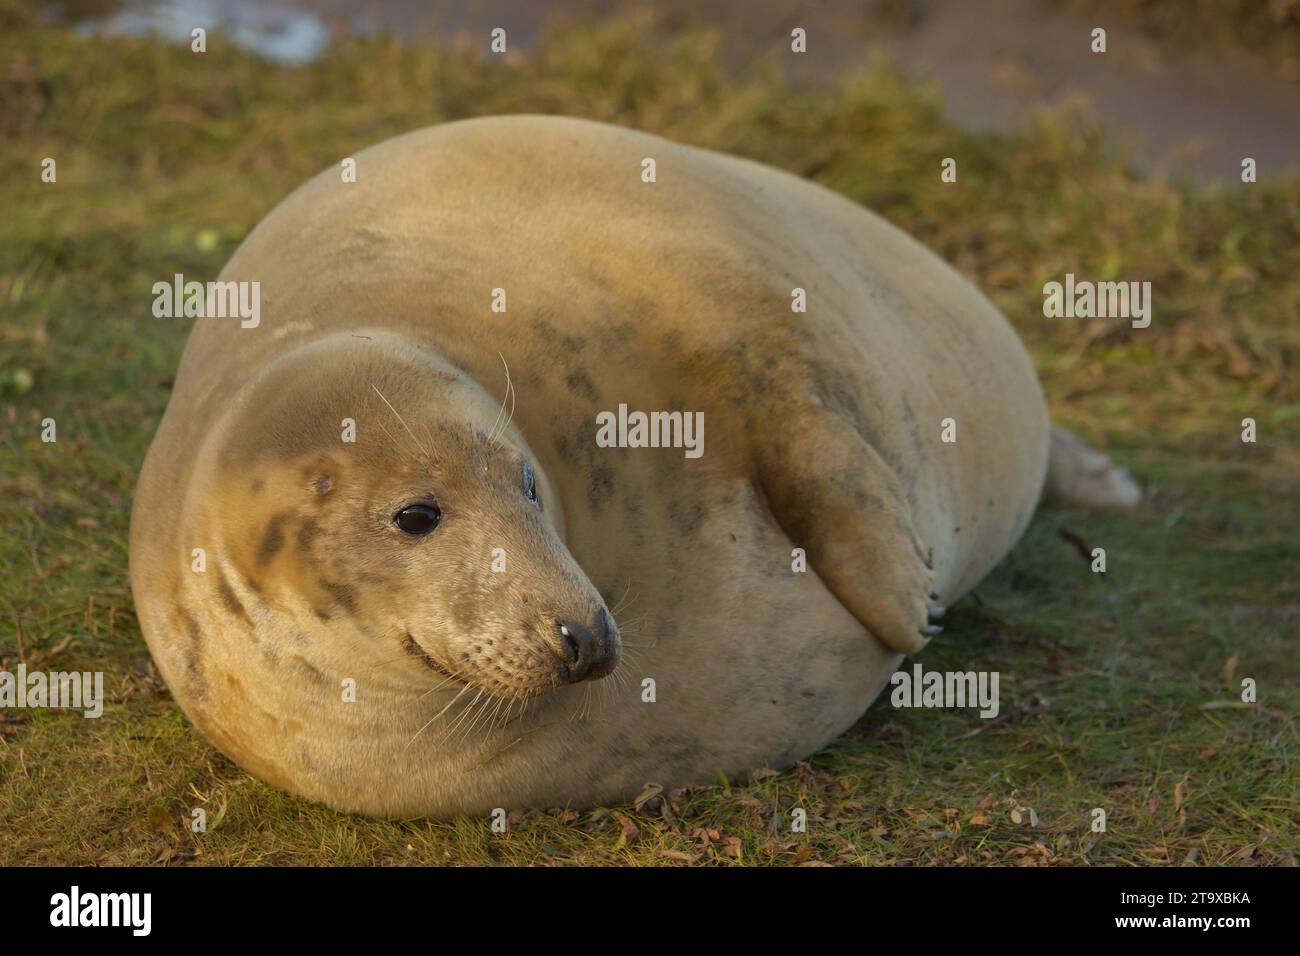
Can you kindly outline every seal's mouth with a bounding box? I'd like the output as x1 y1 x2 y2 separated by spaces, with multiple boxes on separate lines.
401 631 461 682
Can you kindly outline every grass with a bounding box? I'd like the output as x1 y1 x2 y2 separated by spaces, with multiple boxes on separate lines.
1056 0 1300 79
1 2 1297 865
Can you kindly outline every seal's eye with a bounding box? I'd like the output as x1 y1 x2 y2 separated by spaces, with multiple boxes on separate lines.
394 503 441 536
522 461 541 509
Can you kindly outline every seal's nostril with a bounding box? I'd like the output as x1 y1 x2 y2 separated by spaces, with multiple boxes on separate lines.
558 622 580 664
553 614 617 683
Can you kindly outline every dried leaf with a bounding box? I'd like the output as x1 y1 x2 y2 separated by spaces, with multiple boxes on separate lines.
154 846 195 865
631 782 663 812
690 827 722 844
613 813 639 847
660 850 696 862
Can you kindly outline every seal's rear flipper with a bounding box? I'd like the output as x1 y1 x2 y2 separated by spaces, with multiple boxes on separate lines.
756 410 936 655
1045 426 1141 510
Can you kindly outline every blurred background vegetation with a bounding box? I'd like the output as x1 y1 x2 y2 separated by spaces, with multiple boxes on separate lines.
0 0 1296 865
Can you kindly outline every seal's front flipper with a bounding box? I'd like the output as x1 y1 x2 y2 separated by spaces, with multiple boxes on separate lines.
756 409 936 654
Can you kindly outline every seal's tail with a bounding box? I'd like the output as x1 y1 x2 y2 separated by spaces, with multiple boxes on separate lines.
1044 426 1141 510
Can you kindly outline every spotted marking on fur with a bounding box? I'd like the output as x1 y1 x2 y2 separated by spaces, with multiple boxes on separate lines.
181 609 208 699
319 578 358 614
258 513 287 565
215 570 251 627
290 655 329 686
297 519 322 551
564 369 599 403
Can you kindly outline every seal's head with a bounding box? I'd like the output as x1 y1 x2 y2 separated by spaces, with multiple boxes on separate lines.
205 333 620 701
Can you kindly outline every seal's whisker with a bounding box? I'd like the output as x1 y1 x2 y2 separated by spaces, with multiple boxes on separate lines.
499 387 516 448
460 688 507 743
456 694 492 743
567 686 587 723
615 646 647 679
371 383 430 459
596 672 620 714
486 694 511 737
418 670 466 700
503 692 527 721
610 582 637 617
442 688 486 743
423 680 474 724
407 680 474 748
486 364 508 443
368 653 414 672
616 637 657 649
372 417 415 466
478 691 517 743
474 693 507 740
611 657 635 691
605 662 624 692
610 666 631 697
405 717 439 749
408 679 473 739
506 694 530 727
500 358 517 444
611 621 647 642
481 695 504 737
486 353 516 447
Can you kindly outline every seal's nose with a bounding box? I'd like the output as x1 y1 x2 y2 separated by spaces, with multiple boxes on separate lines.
554 609 617 682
